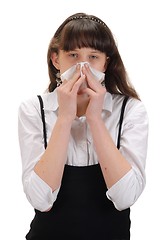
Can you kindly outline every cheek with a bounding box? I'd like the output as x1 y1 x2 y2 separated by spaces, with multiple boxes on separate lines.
100 61 108 72
59 63 73 74
91 63 106 72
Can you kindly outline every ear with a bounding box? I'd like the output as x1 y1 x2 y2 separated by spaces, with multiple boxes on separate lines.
51 52 60 70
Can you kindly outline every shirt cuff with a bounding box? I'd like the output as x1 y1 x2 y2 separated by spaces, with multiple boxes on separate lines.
106 168 137 211
25 170 60 212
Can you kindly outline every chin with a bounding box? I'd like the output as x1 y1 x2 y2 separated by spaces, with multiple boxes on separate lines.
77 91 84 95
77 93 89 100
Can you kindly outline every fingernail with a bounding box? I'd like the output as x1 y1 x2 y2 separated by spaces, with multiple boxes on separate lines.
84 63 89 68
76 64 80 70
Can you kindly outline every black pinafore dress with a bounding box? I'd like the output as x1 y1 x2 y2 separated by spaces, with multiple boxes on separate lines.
26 96 130 240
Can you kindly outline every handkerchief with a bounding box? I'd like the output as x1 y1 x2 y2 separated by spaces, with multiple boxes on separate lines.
60 62 105 83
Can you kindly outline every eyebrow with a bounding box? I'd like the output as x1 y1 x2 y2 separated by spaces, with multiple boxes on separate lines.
70 49 101 53
88 51 102 55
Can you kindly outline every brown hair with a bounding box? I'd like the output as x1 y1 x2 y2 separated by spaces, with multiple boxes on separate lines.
47 12 140 99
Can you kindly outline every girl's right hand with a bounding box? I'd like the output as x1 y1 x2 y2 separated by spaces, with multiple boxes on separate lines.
56 65 85 122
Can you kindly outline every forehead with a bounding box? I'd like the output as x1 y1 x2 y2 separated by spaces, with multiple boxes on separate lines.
64 48 103 53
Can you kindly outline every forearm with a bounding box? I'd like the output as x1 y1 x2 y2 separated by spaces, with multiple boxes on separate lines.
34 117 72 191
88 117 131 188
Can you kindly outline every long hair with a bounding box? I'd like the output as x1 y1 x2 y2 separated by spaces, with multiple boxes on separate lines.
47 12 139 99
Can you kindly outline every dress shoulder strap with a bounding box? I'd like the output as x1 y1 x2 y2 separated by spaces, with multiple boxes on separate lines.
37 95 47 149
117 96 129 149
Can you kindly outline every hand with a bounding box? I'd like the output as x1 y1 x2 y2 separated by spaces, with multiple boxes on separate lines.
57 65 85 122
82 64 106 122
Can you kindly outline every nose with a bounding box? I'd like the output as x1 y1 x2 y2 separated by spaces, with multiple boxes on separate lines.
77 54 90 64
78 61 89 68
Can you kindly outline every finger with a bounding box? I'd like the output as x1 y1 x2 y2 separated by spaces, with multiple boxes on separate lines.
82 78 106 95
71 74 86 95
62 64 81 90
82 64 101 90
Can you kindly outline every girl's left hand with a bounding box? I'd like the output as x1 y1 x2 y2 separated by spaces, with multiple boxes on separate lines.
82 64 106 122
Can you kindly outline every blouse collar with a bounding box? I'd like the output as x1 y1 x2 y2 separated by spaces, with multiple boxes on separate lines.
43 89 113 114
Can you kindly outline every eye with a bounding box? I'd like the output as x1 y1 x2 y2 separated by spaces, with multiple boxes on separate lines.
89 55 98 59
68 53 78 58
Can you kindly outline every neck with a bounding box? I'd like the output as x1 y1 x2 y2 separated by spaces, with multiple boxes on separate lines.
76 95 89 117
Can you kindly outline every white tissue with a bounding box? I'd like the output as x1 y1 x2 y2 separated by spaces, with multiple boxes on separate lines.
60 62 105 83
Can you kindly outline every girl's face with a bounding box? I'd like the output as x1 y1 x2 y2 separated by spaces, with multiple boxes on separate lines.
52 47 107 74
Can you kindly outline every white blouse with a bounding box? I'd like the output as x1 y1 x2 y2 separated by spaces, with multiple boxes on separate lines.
18 90 148 212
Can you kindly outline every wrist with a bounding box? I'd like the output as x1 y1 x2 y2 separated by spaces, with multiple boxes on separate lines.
57 116 74 127
86 115 103 126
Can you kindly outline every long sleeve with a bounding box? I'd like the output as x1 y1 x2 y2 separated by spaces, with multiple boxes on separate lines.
106 98 148 210
18 97 59 211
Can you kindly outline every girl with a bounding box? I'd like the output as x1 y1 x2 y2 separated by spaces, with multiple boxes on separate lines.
18 12 148 240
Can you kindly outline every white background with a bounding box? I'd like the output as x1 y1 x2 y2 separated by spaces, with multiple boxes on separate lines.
0 0 160 239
